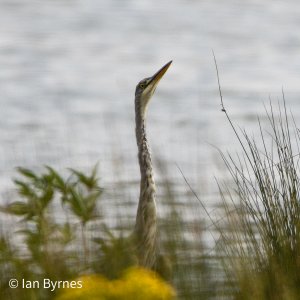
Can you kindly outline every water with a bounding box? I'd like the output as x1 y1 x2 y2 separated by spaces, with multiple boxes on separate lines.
1 0 300 220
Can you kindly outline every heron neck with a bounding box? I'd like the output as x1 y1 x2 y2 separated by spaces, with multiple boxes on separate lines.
135 101 157 268
135 109 156 195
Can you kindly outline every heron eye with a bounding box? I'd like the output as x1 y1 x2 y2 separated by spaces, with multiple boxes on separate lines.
139 83 146 89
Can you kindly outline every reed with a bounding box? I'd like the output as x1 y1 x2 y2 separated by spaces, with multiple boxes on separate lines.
218 99 300 299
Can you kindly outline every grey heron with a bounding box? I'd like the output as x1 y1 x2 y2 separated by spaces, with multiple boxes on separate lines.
134 61 172 269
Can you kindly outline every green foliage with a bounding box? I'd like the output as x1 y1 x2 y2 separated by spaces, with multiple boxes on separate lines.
0 165 103 300
0 163 215 300
218 102 300 299
93 225 138 279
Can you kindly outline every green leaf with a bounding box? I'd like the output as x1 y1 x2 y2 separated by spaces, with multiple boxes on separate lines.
40 186 54 209
68 188 86 218
16 167 38 180
2 201 29 216
14 180 37 199
46 166 66 191
70 167 98 190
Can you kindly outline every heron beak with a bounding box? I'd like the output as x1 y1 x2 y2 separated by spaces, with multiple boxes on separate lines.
148 60 172 89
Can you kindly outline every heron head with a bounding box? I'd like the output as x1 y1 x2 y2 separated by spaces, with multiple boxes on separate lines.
135 61 172 117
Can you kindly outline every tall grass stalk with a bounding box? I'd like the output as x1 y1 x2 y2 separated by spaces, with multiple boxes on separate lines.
217 97 300 299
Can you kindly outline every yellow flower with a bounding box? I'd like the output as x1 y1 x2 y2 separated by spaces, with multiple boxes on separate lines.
120 267 176 300
55 267 176 300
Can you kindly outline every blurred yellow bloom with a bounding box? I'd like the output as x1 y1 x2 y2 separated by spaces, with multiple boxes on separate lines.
55 267 176 300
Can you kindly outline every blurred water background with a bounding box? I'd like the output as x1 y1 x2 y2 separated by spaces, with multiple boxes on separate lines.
1 0 300 226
